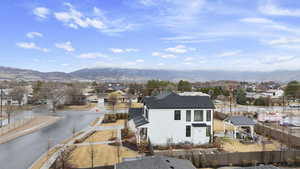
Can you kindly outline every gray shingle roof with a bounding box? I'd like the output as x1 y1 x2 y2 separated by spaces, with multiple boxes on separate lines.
128 108 148 127
116 156 196 169
143 92 215 109
225 116 256 126
235 165 281 169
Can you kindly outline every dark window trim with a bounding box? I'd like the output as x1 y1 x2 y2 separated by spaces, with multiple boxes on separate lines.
194 110 204 122
174 110 181 120
186 110 191 122
206 110 212 122
186 125 191 137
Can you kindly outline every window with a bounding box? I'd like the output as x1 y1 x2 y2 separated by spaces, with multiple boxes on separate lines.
194 110 203 121
206 110 212 122
206 126 211 137
186 110 191 122
145 109 149 120
174 110 181 120
186 126 191 137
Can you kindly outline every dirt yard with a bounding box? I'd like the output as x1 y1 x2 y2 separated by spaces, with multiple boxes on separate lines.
221 137 282 152
105 102 143 110
69 144 139 168
84 130 117 142
62 103 97 110
99 120 125 127
214 119 234 133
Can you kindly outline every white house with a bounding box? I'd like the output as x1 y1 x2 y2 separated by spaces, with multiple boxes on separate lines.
128 92 215 145
246 89 284 99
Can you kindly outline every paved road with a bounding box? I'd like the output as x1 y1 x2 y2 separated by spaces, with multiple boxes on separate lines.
0 106 103 169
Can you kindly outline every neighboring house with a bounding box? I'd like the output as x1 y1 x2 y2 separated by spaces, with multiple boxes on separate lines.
128 92 215 145
224 116 256 139
0 88 28 106
116 156 196 169
264 89 284 99
246 89 284 99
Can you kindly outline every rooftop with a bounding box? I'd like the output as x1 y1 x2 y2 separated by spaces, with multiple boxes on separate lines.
128 108 148 127
225 116 256 126
143 92 215 109
116 156 196 169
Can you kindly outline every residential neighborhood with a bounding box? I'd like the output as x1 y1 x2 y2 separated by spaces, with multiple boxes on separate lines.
2 0 300 169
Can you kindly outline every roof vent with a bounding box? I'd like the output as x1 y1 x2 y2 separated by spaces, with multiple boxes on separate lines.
166 160 170 163
170 166 174 169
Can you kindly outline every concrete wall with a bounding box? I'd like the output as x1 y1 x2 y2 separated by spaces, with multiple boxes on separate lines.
146 108 213 145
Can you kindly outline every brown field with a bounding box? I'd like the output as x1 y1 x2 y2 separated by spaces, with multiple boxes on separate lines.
213 119 234 133
69 144 139 168
84 130 117 143
221 138 282 152
63 103 97 110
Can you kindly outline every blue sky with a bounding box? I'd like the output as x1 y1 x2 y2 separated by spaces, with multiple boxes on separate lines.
2 0 300 72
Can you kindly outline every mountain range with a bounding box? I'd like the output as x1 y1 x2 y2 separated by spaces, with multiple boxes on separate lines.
1 66 300 82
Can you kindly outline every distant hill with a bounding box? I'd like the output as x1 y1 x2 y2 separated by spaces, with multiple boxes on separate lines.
0 66 76 81
1 66 300 82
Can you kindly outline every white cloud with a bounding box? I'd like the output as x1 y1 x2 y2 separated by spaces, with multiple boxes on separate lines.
125 48 139 52
152 52 177 59
16 42 49 52
165 45 195 54
54 3 134 34
218 50 242 57
136 59 144 63
78 52 108 59
139 0 156 6
267 37 300 45
157 63 165 66
161 36 222 43
259 1 300 17
55 41 75 52
33 7 50 19
110 48 124 53
184 57 194 61
110 48 139 53
262 55 295 64
26 32 43 38
240 17 273 24
184 62 193 65
61 63 69 66
156 0 206 29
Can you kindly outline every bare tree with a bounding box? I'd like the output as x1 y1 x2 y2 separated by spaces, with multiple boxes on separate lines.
41 82 67 112
5 103 15 124
116 138 121 164
55 146 74 169
9 86 27 106
65 83 86 105
88 141 97 168
108 92 119 113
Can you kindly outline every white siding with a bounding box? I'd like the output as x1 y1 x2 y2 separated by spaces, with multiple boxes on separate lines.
145 108 213 145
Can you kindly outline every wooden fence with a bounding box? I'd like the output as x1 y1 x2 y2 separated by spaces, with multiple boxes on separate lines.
255 124 300 149
155 150 300 168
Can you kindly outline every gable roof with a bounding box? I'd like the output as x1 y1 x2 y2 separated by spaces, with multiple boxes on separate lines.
143 92 215 109
116 156 196 169
225 116 256 126
128 108 148 127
